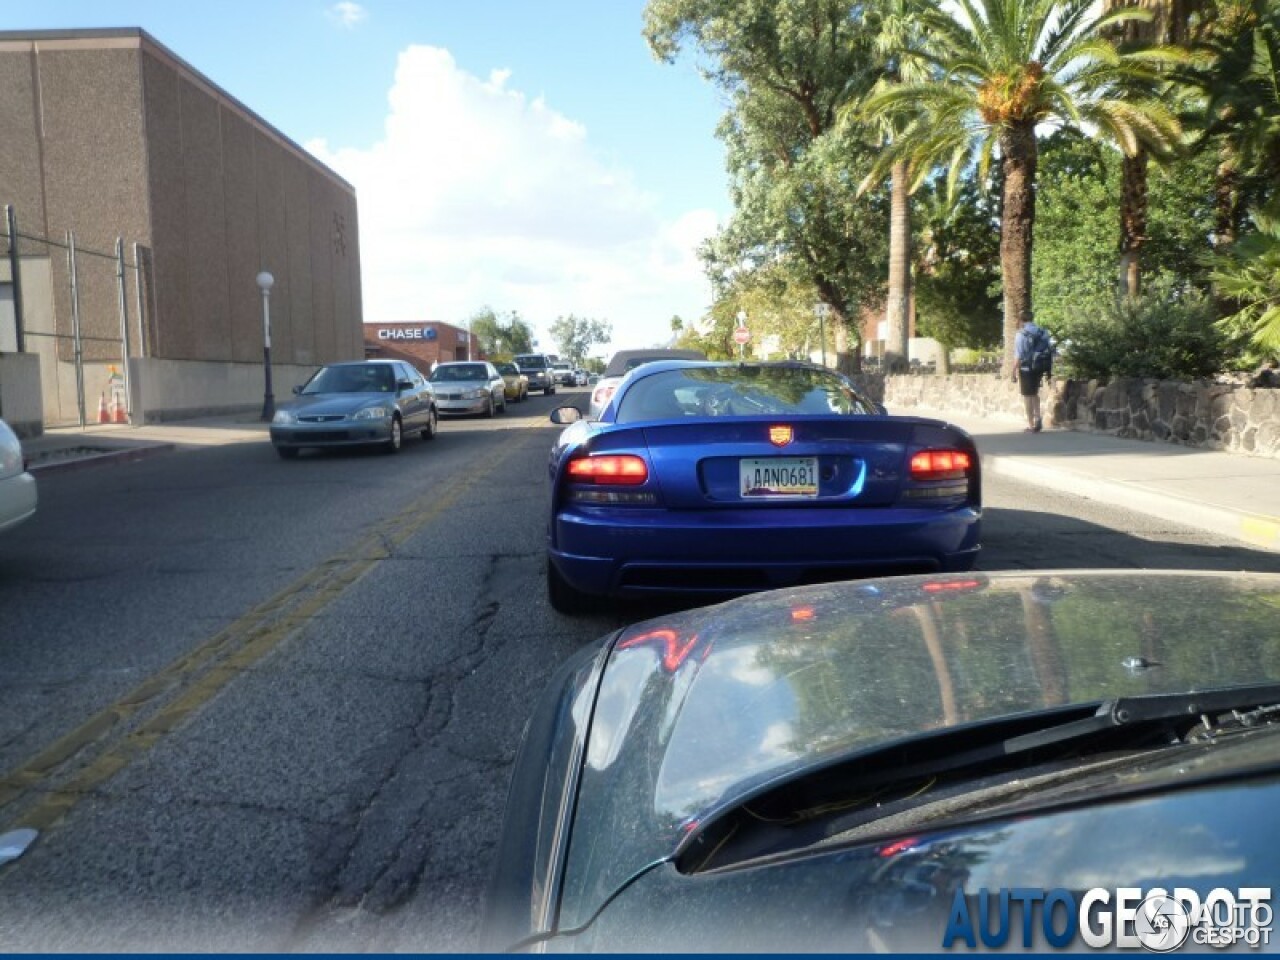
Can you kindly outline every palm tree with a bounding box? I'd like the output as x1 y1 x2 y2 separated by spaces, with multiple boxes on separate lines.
863 0 1184 375
1179 0 1280 251
1104 0 1202 297
863 0 938 373
1211 208 1280 355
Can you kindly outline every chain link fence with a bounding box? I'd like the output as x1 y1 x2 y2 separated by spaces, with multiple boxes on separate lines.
3 205 152 427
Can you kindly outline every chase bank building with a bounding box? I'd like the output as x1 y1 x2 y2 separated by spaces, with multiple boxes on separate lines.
362 321 479 372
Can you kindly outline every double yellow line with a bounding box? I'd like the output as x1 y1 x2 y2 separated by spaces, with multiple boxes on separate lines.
0 438 523 836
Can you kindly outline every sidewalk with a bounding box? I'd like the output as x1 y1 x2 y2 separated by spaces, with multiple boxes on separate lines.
17 407 1280 553
934 409 1280 553
20 415 269 475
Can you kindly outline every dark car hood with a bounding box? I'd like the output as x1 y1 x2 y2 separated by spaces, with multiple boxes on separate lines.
557 570 1280 929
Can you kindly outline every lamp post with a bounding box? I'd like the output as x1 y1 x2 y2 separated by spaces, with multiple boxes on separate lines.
735 310 748 361
814 302 830 368
257 271 275 420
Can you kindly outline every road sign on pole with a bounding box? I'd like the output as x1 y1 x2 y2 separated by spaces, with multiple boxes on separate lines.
734 310 750 360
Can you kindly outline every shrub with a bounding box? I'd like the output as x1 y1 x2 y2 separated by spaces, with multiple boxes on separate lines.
1057 280 1234 381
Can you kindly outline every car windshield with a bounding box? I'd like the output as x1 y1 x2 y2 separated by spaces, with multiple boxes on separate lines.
301 364 395 395
496 363 518 376
614 366 876 423
514 356 546 370
431 364 489 382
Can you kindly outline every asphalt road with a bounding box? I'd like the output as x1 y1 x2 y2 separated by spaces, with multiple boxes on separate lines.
1 389 1278 950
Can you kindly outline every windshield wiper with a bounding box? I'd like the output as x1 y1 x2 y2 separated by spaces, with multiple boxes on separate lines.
675 682 1280 874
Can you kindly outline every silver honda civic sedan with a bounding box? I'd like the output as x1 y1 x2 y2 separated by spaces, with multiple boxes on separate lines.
269 360 438 458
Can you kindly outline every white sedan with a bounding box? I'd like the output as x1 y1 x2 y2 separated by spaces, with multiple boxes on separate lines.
0 418 37 533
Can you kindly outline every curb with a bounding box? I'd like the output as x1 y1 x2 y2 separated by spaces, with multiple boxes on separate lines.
28 443 177 476
983 454 1280 553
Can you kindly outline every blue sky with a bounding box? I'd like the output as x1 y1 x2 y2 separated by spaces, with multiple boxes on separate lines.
9 2 732 353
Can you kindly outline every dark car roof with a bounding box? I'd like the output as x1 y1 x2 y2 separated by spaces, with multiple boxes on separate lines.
556 570 1280 929
603 348 708 377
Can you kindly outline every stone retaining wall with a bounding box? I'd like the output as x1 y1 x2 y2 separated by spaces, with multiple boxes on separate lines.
876 373 1280 460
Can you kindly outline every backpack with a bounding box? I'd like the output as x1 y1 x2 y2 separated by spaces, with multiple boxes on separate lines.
1029 327 1054 376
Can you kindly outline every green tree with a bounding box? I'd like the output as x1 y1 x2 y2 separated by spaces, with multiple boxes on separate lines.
674 303 739 359
548 314 612 366
468 307 534 357
645 0 888 372
715 259 834 358
912 179 1003 367
863 0 1184 375
1031 130 1218 336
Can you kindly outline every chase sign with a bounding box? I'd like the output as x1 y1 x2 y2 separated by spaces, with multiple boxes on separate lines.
376 327 437 341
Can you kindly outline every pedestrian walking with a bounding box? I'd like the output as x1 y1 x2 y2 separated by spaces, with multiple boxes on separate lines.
1013 314 1053 432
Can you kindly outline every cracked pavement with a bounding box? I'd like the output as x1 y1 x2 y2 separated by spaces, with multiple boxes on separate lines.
4 392 1278 951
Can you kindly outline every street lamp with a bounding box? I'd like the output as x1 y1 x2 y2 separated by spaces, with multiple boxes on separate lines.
257 271 275 421
736 310 748 360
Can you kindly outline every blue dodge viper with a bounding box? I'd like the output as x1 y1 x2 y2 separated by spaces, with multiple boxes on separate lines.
545 360 981 613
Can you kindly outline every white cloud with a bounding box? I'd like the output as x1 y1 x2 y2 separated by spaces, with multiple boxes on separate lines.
327 2 368 29
306 45 717 353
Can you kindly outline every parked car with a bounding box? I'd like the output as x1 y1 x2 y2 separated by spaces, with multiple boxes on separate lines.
545 360 979 613
511 353 556 395
573 368 588 387
0 418 37 533
589 347 708 418
485 569 1280 952
494 361 529 403
269 360 437 458
429 361 507 417
551 361 574 386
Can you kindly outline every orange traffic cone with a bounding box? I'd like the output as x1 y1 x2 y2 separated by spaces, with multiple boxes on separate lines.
98 393 110 423
113 394 128 424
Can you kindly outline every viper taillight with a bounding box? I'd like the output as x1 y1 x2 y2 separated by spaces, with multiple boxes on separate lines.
567 454 649 485
909 449 972 481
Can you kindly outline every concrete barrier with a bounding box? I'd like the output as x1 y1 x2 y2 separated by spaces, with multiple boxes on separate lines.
128 357 321 423
0 353 43 438
879 372 1280 461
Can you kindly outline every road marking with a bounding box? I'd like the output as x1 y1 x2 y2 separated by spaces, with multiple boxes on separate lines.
0 437 526 836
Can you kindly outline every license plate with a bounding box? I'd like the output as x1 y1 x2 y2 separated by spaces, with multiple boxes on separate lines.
740 457 818 498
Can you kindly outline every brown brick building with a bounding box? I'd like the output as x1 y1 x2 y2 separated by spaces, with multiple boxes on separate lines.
0 28 362 425
363 322 480 372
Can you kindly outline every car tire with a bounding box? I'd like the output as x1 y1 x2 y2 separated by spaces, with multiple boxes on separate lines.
275 446 299 460
484 396 495 419
498 394 507 414
545 386 555 396
421 407 438 441
384 416 403 453
547 561 596 615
